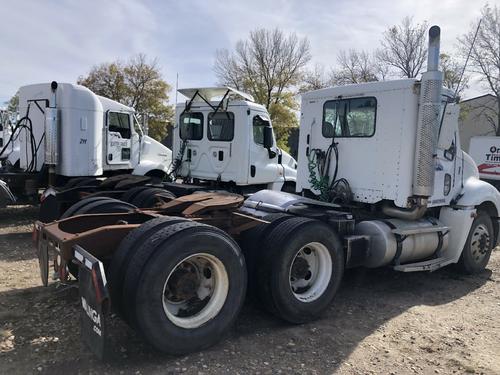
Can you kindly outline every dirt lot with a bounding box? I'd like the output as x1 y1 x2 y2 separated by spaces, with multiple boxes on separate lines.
1 206 499 374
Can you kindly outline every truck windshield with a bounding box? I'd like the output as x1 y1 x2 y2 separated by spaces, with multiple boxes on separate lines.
180 112 203 140
208 112 234 141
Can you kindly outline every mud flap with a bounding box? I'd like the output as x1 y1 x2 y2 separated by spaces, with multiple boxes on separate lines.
74 245 110 360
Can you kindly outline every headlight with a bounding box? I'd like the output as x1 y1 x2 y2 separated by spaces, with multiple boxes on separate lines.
444 173 451 196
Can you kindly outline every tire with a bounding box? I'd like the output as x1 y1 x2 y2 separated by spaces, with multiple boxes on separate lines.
121 186 150 203
60 197 114 219
73 177 100 188
239 213 293 295
457 211 494 274
256 217 344 323
127 222 247 354
63 177 94 189
131 187 176 208
108 216 189 316
121 221 201 326
64 198 137 278
74 198 136 216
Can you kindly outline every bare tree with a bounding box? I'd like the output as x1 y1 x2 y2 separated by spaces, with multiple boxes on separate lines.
332 50 379 85
214 28 310 108
299 63 332 92
376 16 428 78
458 4 500 134
440 53 469 98
214 28 310 150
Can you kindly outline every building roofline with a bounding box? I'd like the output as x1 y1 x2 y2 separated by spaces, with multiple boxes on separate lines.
460 93 497 104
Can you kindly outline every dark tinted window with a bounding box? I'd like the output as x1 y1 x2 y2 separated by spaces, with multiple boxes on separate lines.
208 112 234 141
323 97 376 138
180 112 203 140
108 112 131 139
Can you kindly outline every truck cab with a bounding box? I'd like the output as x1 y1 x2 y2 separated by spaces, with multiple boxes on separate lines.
0 82 173 207
13 82 172 178
0 110 20 168
172 87 297 192
297 80 466 209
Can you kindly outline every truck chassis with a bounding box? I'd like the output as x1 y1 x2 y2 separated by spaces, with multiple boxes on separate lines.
34 191 361 357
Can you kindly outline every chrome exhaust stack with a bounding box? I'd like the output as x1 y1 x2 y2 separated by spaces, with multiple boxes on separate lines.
412 25 443 198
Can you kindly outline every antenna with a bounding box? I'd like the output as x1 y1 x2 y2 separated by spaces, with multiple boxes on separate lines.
175 73 179 104
454 19 482 99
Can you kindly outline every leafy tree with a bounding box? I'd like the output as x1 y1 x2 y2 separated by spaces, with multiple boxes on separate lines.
214 28 310 148
5 92 19 113
78 54 173 140
458 4 500 134
376 16 428 78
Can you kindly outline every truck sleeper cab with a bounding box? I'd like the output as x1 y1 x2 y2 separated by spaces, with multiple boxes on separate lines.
0 82 172 207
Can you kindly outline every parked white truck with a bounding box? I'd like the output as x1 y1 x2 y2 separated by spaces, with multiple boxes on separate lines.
468 136 500 187
35 26 500 358
0 82 172 210
171 87 297 193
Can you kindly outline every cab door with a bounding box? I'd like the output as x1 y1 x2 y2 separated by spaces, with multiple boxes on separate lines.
248 111 281 184
106 111 132 166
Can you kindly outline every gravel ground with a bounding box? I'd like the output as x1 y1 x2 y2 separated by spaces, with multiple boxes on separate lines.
1 205 499 374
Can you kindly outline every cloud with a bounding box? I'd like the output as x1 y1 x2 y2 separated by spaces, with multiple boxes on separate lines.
0 0 488 105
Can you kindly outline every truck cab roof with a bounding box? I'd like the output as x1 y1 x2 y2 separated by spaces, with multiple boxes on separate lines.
19 83 134 113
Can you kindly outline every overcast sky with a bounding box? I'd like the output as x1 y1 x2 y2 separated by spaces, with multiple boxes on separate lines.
0 0 490 106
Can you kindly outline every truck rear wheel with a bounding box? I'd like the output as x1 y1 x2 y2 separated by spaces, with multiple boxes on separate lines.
457 211 494 274
60 197 114 219
256 217 344 323
239 213 293 295
121 186 150 203
63 177 100 189
72 198 136 216
128 222 247 354
62 198 137 277
108 216 189 316
131 187 176 208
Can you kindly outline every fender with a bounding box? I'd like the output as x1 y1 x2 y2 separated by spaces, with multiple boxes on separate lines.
132 160 170 176
454 174 500 247
456 175 500 214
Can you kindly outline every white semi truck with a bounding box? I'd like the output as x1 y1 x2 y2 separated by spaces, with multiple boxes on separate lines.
0 82 173 210
35 26 500 358
468 136 500 187
171 87 297 193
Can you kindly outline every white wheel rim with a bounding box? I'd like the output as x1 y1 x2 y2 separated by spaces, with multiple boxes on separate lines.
162 253 229 329
288 242 332 302
470 224 490 263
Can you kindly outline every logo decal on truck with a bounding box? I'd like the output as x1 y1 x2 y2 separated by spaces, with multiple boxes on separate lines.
81 296 102 336
485 146 500 162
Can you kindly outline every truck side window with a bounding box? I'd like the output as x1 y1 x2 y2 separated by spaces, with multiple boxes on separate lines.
108 112 131 139
180 112 203 140
253 115 270 146
208 112 234 141
323 97 376 138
